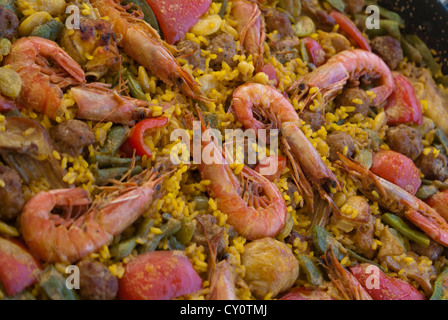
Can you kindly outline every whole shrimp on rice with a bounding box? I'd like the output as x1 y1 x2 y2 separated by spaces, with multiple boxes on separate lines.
89 0 209 102
231 83 341 212
288 49 394 109
20 171 164 263
3 37 86 119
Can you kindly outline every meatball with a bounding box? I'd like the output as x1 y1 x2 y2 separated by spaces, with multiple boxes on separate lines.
242 238 299 299
416 151 448 181
334 87 370 117
300 109 325 131
264 8 294 39
209 34 238 70
50 119 94 157
370 36 404 70
386 125 423 161
344 0 365 14
77 259 118 300
270 38 299 64
326 131 356 162
0 165 24 220
176 40 205 70
0 6 18 40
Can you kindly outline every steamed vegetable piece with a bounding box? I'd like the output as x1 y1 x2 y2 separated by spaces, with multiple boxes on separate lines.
370 149 421 196
0 66 22 99
139 218 182 252
95 166 143 186
118 250 203 300
366 0 405 28
405 34 442 76
326 0 345 12
277 0 302 23
0 237 41 297
0 117 67 188
350 263 425 300
365 19 401 41
293 15 315 37
430 267 448 300
100 125 130 155
312 225 385 270
121 0 160 34
330 10 371 51
144 0 212 44
38 265 78 300
127 117 169 158
381 213 430 247
297 254 323 286
384 72 423 126
29 19 64 41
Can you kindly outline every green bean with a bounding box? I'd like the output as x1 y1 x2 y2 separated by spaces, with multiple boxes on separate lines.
400 37 423 64
430 267 448 300
193 195 209 211
95 166 143 185
137 216 156 237
174 217 195 245
325 0 345 12
405 34 442 76
415 184 438 200
297 254 323 286
99 125 130 155
435 129 448 156
30 19 64 41
366 0 404 28
312 225 385 271
168 235 185 250
293 16 315 38
436 75 448 87
365 19 401 41
93 154 140 169
218 0 228 18
110 236 138 260
139 218 182 253
39 265 78 300
204 113 219 129
125 69 148 101
382 213 430 247
121 0 160 34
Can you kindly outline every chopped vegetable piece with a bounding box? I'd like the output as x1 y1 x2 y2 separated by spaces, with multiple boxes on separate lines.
382 213 430 247
430 267 448 300
38 265 78 300
145 0 212 44
297 254 323 286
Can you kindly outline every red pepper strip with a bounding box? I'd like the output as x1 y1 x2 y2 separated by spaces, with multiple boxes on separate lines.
384 72 423 126
0 237 41 297
350 263 426 300
127 117 169 158
145 0 212 44
302 38 327 67
260 63 279 87
330 10 371 51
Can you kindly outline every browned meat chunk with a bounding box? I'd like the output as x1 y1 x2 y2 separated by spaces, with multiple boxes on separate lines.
270 38 299 63
192 214 227 257
410 240 444 260
176 40 205 70
0 6 18 40
344 0 365 14
264 8 294 39
0 165 24 220
326 131 356 162
416 152 448 181
77 259 118 300
386 124 423 161
334 87 370 117
209 33 238 70
370 36 403 70
300 109 325 131
50 119 94 157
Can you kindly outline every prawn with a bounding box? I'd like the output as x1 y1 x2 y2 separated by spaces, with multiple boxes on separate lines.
231 83 341 212
207 259 237 300
70 83 154 126
196 116 287 240
20 171 163 263
90 0 209 102
231 0 265 71
288 49 394 109
3 37 86 119
323 249 372 300
338 153 448 247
